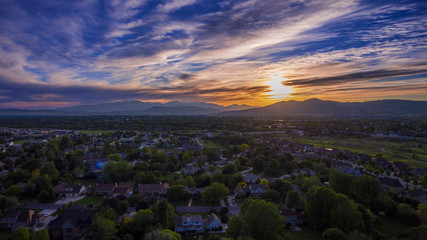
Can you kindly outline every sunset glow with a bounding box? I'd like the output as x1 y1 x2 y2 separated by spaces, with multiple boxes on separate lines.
0 0 426 109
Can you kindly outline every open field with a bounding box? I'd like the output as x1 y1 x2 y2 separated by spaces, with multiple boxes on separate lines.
375 216 412 237
283 136 427 167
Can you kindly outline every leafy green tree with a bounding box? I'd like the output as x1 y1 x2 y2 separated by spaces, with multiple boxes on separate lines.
84 216 117 240
322 228 346 240
167 185 189 202
37 190 54 203
242 199 283 240
265 159 281 177
406 225 427 240
223 164 238 174
397 203 419 225
252 158 264 173
30 228 49 240
353 176 380 207
107 153 123 161
264 189 281 203
418 203 427 225
300 176 322 191
122 209 155 239
13 228 29 240
144 229 181 240
153 200 176 229
202 183 229 203
329 170 355 197
226 215 245 239
286 190 302 209
5 185 22 197
306 186 364 232
40 162 58 180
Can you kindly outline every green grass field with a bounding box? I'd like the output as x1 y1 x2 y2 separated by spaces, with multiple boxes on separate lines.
284 136 427 167
74 195 105 206
375 216 412 237
0 229 12 240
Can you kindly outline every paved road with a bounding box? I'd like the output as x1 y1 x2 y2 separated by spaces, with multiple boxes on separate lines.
55 195 85 204
25 204 63 210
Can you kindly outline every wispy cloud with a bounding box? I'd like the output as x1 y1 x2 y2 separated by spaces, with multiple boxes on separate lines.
0 0 425 108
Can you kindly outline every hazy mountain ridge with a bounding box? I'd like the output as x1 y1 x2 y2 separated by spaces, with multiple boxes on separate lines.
0 100 253 116
220 99 427 117
0 99 425 117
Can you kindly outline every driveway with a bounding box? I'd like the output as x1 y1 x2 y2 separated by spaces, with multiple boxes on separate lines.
227 196 237 206
55 195 85 204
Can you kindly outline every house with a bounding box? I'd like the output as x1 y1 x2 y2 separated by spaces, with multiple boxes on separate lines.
337 166 361 178
409 168 427 177
185 186 205 199
233 185 249 198
280 208 304 226
293 168 316 177
95 183 117 196
249 184 267 197
49 205 94 240
184 164 200 175
174 213 222 234
376 158 391 168
392 161 409 175
404 189 427 203
379 177 404 192
138 183 169 198
54 182 87 197
243 173 260 183
112 185 133 198
32 213 46 226
0 209 34 228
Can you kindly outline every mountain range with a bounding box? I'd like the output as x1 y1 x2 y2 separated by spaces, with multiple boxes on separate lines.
0 99 426 117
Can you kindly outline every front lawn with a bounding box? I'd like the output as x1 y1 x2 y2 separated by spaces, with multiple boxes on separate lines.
284 226 322 240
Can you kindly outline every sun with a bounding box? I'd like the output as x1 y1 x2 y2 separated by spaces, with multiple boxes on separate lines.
267 73 293 100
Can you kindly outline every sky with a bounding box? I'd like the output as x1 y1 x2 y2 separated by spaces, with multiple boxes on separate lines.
0 0 426 109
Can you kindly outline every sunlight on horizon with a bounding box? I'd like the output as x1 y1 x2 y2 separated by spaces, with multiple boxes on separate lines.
267 73 293 100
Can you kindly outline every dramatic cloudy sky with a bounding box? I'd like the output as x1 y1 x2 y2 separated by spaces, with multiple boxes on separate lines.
0 0 426 108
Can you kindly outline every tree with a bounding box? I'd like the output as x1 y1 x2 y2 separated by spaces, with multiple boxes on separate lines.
37 190 54 203
5 185 22 197
30 229 49 240
265 159 281 177
126 209 155 238
223 164 238 175
406 225 427 240
167 185 189 202
202 183 229 203
418 203 427 225
322 228 346 240
286 190 302 209
397 203 419 225
153 200 176 229
226 215 245 239
242 199 283 240
13 228 29 240
264 189 281 203
305 186 364 232
240 143 249 152
144 229 181 240
40 162 58 180
0 196 18 212
329 170 355 197
84 216 117 240
252 158 264 173
136 199 150 211
300 176 322 191
353 176 380 207
107 153 122 161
